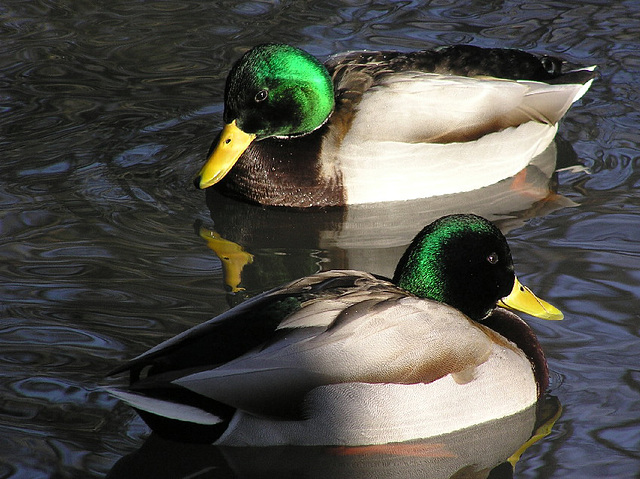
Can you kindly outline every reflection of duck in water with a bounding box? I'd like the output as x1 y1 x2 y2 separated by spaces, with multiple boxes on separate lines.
194 43 595 207
107 396 562 479
198 226 253 293
203 139 577 292
107 215 562 447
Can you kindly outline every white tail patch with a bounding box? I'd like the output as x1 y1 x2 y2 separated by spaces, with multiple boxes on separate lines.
105 387 223 425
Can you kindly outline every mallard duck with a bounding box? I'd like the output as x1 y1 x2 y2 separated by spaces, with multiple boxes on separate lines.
107 214 562 446
193 43 595 207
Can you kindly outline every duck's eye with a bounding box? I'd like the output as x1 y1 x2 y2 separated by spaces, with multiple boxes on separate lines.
487 252 499 265
254 89 268 103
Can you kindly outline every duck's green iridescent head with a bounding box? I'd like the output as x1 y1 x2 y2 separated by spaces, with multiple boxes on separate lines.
393 214 563 322
195 44 334 189
225 43 334 138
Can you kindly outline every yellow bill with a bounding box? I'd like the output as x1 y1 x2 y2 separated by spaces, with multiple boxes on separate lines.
195 120 256 189
497 277 563 320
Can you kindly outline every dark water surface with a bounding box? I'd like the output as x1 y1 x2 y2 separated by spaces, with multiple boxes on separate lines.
1 0 639 477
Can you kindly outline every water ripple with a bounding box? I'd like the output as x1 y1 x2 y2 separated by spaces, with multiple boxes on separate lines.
0 0 638 477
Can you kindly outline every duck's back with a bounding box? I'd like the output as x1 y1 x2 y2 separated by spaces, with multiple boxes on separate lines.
325 45 585 84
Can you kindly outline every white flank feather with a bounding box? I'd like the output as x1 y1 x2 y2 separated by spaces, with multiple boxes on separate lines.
172 298 493 417
214 340 537 446
340 122 557 204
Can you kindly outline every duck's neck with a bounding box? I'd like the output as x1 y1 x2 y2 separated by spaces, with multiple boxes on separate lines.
215 126 345 208
482 308 549 395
